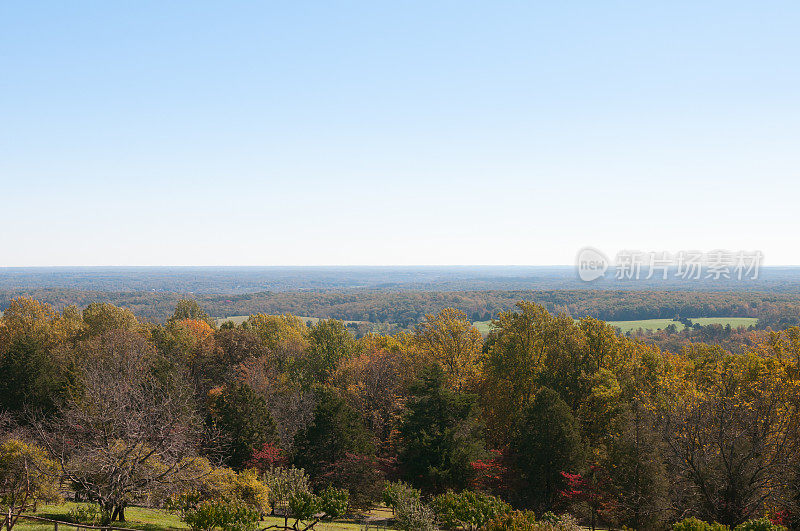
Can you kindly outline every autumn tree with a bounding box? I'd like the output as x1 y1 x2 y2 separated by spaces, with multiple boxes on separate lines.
0 298 59 349
237 357 316 454
182 327 264 396
0 438 60 530
414 308 482 390
247 314 309 375
481 302 584 444
36 330 200 521
331 347 413 452
656 345 798 527
560 466 616 531
169 299 213 326
0 298 73 416
82 302 138 336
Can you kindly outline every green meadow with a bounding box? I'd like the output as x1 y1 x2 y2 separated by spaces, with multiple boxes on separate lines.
18 503 395 531
214 315 368 327
606 317 757 333
472 317 758 335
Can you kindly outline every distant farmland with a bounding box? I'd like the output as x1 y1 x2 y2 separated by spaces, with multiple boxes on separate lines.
603 316 758 333
471 317 758 335
215 315 369 327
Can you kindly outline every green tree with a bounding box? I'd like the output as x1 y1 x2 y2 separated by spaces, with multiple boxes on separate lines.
432 490 511 530
482 302 584 445
397 365 485 494
291 387 375 487
0 337 67 416
261 466 310 515
170 300 213 326
208 384 278 470
511 387 584 511
297 320 357 384
604 400 669 529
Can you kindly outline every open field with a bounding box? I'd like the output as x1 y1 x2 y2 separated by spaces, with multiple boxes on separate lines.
18 503 396 531
472 320 493 335
472 317 759 335
689 317 759 328
606 318 685 333
608 317 758 333
214 315 369 328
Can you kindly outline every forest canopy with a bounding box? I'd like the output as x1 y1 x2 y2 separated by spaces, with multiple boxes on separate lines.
2 296 800 530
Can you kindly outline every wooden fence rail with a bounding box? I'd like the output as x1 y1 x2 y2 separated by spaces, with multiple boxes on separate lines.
3 513 135 531
4 512 396 531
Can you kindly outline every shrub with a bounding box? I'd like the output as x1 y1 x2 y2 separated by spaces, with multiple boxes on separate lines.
286 487 349 522
383 481 421 513
734 518 787 531
482 510 537 530
230 468 271 516
673 517 730 531
183 500 260 531
394 495 438 531
167 464 270 517
287 491 319 521
482 511 580 531
537 513 580 531
317 486 349 519
68 504 110 526
261 466 311 514
432 490 511 530
183 499 260 531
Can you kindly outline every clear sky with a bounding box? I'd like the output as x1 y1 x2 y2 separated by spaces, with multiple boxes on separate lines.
2 1 799 266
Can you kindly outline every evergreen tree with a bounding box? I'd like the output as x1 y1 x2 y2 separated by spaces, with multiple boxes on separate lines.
511 387 584 511
397 364 485 494
208 383 278 469
291 386 375 480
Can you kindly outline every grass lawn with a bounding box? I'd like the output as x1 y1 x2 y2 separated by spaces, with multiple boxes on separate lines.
16 503 186 531
19 503 395 531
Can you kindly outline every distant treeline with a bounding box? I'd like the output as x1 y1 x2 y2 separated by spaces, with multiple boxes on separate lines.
4 266 800 293
2 288 800 328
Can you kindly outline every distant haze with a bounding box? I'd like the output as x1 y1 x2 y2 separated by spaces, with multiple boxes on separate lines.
2 266 800 294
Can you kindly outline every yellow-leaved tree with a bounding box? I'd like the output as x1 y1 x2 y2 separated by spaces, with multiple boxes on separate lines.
414 308 482 391
0 438 60 530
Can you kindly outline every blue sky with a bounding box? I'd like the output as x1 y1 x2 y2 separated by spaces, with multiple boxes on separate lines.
2 1 799 266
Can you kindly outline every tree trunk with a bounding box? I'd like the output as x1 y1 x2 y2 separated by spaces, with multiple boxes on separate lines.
111 504 126 522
